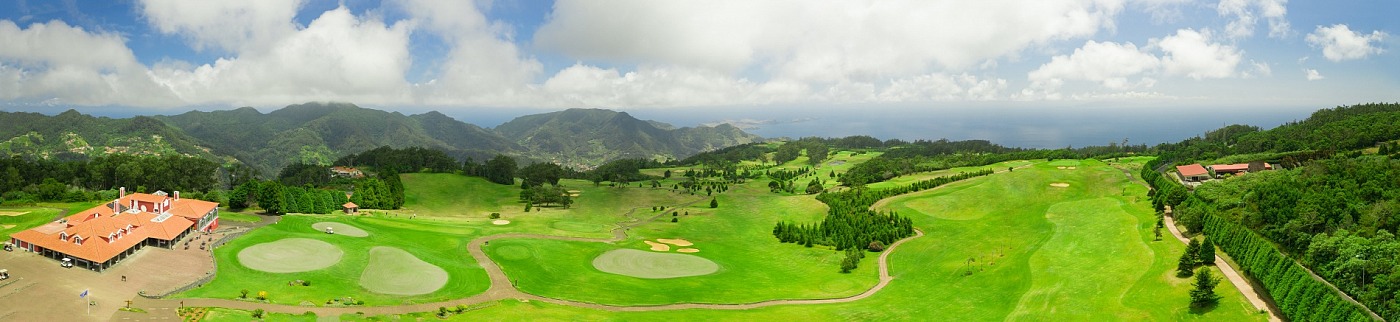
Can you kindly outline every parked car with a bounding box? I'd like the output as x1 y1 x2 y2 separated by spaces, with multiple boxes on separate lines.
61 258 74 268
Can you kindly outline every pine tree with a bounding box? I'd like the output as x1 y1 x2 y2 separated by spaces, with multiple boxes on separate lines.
1198 237 1215 266
710 198 719 208
1177 249 1197 277
1184 239 1201 266
1190 267 1221 307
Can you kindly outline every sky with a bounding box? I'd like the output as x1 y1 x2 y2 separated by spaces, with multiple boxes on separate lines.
0 0 1396 146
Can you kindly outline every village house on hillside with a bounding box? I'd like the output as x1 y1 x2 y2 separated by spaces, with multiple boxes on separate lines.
330 166 364 178
8 188 219 271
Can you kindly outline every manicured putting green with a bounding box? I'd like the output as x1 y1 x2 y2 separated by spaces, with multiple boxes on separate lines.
311 222 369 237
359 246 449 295
237 238 343 273
592 249 719 279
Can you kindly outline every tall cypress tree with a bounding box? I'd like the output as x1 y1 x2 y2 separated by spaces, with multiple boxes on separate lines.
1198 237 1215 266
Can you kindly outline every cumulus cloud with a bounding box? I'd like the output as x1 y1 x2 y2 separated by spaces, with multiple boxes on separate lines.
1305 68 1324 80
1306 24 1387 62
0 20 179 106
146 6 415 107
1028 40 1161 90
1217 0 1290 39
1130 0 1194 23
139 0 302 53
535 0 1124 83
1022 28 1241 99
1158 29 1242 79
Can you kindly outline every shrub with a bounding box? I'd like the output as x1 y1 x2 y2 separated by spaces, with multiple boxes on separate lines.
671 218 678 223
240 289 248 299
301 280 311 286
489 213 501 219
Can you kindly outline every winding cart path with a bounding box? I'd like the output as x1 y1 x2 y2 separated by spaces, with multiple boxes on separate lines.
132 196 926 317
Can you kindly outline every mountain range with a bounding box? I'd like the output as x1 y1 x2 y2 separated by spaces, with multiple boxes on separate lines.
0 102 762 176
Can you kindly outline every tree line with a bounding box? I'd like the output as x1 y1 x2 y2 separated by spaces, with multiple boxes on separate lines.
0 154 219 206
774 169 994 271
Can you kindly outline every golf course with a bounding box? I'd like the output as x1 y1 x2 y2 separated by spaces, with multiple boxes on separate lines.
158 152 1270 321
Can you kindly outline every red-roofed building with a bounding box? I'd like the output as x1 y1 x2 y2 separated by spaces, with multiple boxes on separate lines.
8 188 219 271
1176 164 1211 182
1209 162 1272 174
330 166 364 178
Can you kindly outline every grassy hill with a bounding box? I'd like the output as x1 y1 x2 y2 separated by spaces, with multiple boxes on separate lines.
0 110 220 161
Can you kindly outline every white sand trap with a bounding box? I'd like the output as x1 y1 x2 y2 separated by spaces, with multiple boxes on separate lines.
593 249 719 279
1 224 15 230
238 238 344 273
311 222 369 237
677 248 699 253
1067 166 1078 170
359 247 448 295
1050 183 1070 188
492 220 511 225
656 238 693 247
644 241 670 252
1056 166 1066 169
0 211 28 217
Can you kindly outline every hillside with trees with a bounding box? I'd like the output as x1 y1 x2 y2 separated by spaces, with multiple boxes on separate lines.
493 108 762 167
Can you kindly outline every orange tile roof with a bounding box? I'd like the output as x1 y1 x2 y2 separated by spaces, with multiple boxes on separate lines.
11 195 207 264
343 202 358 208
1176 164 1209 177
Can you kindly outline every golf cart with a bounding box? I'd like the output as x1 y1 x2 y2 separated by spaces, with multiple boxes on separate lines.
325 226 334 234
61 258 74 268
3 242 12 252
0 269 9 280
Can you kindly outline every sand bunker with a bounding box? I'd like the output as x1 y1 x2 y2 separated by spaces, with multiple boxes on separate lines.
568 190 582 197
359 247 448 295
1067 166 1078 170
1056 166 1066 169
311 222 368 237
592 249 719 279
238 238 344 273
677 248 700 253
656 238 693 247
0 211 28 217
492 220 511 225
1050 183 1070 188
644 240 670 252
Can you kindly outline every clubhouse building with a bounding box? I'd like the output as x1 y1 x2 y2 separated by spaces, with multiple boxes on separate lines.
8 188 220 271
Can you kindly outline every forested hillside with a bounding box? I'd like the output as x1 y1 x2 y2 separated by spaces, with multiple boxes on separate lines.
0 110 220 161
494 108 762 167
1144 103 1400 321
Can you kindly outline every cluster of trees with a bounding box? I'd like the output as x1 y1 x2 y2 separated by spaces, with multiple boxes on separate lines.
774 169 994 271
1203 214 1379 321
229 169 402 214
1143 155 1391 320
0 154 220 205
588 158 657 186
464 155 519 185
228 180 351 215
767 167 814 194
678 143 773 166
1153 103 1400 163
1379 142 1400 156
1176 238 1216 277
519 184 572 209
334 146 459 173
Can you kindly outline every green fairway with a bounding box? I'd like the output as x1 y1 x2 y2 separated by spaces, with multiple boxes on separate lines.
592 248 720 279
179 214 490 306
217 210 262 223
359 246 448 295
0 208 59 241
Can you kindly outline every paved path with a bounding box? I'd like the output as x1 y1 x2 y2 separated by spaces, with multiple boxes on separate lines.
129 195 927 317
1115 165 1282 322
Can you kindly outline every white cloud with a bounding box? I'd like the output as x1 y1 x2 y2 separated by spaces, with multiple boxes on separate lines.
148 7 415 107
139 0 302 53
1306 24 1387 62
1028 40 1161 90
1158 29 1242 80
1305 68 1324 80
1217 0 1290 39
1022 28 1242 99
535 0 1125 84
395 0 545 106
0 20 180 106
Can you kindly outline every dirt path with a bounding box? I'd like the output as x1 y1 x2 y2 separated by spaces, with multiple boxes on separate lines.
1117 167 1282 322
